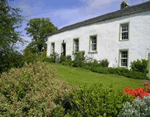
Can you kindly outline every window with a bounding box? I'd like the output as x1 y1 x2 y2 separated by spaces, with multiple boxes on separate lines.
73 39 79 52
119 50 128 67
90 35 97 52
51 43 55 54
120 23 129 40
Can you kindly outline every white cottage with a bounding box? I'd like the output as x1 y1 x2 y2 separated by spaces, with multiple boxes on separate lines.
47 1 150 69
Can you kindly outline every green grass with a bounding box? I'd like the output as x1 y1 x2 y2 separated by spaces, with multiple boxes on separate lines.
47 63 150 91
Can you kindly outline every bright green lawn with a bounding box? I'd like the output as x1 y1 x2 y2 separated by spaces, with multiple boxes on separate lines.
47 63 150 91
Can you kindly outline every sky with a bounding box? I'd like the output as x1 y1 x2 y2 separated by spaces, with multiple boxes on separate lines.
8 0 148 53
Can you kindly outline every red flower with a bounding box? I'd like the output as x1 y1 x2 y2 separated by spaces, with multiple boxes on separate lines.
143 82 148 86
123 84 150 100
147 86 150 92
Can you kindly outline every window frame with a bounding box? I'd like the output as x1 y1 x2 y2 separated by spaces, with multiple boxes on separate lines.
73 38 79 53
119 22 129 41
118 49 129 68
89 35 97 53
51 42 55 54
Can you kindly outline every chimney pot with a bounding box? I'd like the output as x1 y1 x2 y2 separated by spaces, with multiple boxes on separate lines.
121 1 129 9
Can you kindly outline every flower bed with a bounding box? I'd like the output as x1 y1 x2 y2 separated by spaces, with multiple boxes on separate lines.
123 82 150 99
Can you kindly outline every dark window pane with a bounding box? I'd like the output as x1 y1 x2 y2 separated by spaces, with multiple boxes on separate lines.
92 44 96 51
92 38 96 43
74 39 79 52
121 59 127 66
121 51 127 58
122 32 128 39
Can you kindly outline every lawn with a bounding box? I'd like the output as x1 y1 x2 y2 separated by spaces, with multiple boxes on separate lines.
47 63 150 91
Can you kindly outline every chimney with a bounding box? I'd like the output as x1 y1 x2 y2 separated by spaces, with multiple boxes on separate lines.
121 1 129 9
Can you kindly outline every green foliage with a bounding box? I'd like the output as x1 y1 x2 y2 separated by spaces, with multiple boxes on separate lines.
130 59 148 74
99 59 109 67
0 0 25 47
49 52 59 63
24 41 39 55
62 55 73 66
25 18 57 54
91 67 149 80
72 51 85 67
23 48 39 64
0 62 73 116
68 84 134 117
91 59 100 68
83 57 109 70
0 0 25 74
0 49 24 74
59 53 66 63
118 95 150 117
40 50 47 62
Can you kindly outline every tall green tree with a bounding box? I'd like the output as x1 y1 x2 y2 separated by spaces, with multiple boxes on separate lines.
25 18 57 54
0 0 24 48
0 0 25 73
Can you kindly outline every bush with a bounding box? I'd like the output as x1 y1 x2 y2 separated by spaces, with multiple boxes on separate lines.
23 49 39 64
49 52 59 63
118 95 150 117
130 59 148 74
91 67 149 80
0 62 73 116
68 83 135 117
39 50 47 62
59 53 66 63
72 51 85 67
0 49 24 74
99 59 109 67
62 55 73 66
91 59 101 68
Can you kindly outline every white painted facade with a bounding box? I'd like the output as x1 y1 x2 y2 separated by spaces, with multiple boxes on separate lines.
47 11 150 69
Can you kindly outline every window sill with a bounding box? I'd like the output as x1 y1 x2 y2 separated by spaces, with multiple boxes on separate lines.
118 66 128 69
73 51 79 54
88 51 98 54
119 39 129 42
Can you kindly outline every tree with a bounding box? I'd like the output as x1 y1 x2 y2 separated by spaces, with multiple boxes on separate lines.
0 0 24 48
25 18 57 54
0 0 25 73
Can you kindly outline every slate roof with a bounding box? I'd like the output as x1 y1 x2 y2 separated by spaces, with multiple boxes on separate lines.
52 1 150 36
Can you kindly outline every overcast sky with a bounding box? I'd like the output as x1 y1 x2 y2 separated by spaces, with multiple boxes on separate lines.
8 0 148 53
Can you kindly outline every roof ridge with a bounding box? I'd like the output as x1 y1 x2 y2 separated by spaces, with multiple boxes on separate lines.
52 1 150 35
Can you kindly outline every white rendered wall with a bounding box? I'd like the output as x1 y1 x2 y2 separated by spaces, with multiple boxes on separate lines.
47 11 150 69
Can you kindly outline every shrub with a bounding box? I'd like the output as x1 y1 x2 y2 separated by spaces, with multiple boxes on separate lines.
91 66 109 74
99 59 109 67
49 52 59 63
0 62 73 116
62 55 73 66
39 50 47 62
130 59 148 74
91 67 149 80
23 49 39 64
72 51 85 67
118 95 150 117
91 59 101 68
82 63 92 70
0 49 24 74
59 53 66 63
68 83 134 117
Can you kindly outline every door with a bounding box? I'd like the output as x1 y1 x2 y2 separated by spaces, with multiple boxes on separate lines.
62 43 66 56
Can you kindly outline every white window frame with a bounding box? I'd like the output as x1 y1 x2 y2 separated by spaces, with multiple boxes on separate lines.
119 50 128 67
120 23 129 41
51 42 55 54
73 38 79 52
89 35 97 52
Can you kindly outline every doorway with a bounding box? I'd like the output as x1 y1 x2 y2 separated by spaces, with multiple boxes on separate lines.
62 43 66 56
